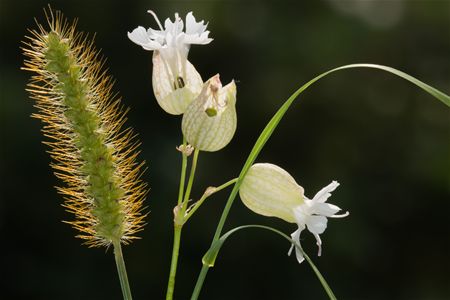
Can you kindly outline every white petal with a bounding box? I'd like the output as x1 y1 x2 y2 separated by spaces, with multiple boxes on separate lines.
184 33 213 45
128 26 161 50
312 202 342 217
128 26 148 44
165 13 184 38
185 12 213 45
186 12 206 34
287 229 299 256
312 181 339 203
288 228 305 264
164 16 175 33
293 205 308 227
186 12 201 34
147 28 166 43
306 215 328 235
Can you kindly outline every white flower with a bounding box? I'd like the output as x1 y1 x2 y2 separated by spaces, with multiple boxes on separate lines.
239 163 349 264
288 181 349 264
128 11 212 77
128 11 213 115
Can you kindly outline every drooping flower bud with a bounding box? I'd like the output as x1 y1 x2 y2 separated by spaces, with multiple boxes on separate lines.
181 74 237 152
239 163 348 264
239 163 304 223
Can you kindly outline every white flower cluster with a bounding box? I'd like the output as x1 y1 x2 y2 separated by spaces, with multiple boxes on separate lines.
128 10 236 151
129 11 348 265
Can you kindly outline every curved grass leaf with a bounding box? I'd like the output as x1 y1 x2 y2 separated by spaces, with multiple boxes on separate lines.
211 63 450 243
192 64 450 300
202 224 337 300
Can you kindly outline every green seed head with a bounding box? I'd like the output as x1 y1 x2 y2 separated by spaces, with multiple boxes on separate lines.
22 8 147 247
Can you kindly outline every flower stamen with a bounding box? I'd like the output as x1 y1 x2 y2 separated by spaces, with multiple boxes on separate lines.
147 10 164 30
329 211 350 218
313 233 322 256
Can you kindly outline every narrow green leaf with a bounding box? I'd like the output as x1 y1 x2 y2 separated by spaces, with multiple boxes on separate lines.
211 64 450 244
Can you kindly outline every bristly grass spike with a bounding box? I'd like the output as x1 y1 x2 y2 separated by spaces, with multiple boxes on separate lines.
22 6 148 248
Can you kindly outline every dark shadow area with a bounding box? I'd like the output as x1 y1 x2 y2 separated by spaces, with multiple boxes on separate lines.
1 0 449 299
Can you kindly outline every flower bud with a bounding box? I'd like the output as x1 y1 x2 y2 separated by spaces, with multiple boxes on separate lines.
152 52 203 115
239 163 304 223
181 74 237 152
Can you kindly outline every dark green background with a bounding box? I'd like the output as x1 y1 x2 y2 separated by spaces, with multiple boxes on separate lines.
1 0 449 299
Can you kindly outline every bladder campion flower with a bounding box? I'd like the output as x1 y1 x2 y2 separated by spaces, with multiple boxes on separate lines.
182 74 237 152
239 163 348 263
128 11 213 115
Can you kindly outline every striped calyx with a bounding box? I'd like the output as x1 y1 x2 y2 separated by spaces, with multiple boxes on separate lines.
182 74 237 152
152 51 203 115
239 163 304 223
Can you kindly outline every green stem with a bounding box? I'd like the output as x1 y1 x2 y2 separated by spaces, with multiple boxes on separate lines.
166 148 200 300
191 180 238 300
177 137 188 205
183 148 200 205
166 226 182 300
191 266 207 300
113 240 133 300
184 178 238 223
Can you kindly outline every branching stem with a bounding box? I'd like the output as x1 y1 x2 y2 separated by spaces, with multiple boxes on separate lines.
184 178 238 223
166 146 200 300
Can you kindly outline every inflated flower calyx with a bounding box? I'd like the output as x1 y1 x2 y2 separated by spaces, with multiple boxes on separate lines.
239 163 305 223
152 51 203 114
182 74 237 152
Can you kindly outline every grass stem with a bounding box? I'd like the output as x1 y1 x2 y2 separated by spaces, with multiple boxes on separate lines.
113 240 133 300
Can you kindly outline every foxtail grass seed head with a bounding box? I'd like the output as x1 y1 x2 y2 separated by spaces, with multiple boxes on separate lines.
181 74 237 152
128 11 212 115
239 163 349 263
22 8 147 247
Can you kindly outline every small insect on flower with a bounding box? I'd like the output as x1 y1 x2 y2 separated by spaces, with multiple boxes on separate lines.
239 163 348 263
128 10 213 115
22 8 148 248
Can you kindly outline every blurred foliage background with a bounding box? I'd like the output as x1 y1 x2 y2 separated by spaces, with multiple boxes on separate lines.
1 0 449 299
